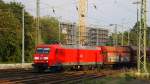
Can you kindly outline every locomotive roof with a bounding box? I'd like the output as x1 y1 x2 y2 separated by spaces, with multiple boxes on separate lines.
36 44 59 48
36 44 100 50
60 45 99 50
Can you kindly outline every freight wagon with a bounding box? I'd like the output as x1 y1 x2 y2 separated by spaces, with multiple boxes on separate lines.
130 46 150 64
100 46 133 68
100 46 131 64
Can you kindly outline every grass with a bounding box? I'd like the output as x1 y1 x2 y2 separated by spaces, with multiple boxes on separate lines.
73 70 150 84
77 76 150 84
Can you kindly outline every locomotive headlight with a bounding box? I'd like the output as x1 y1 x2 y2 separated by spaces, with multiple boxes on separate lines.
34 57 39 60
43 57 48 60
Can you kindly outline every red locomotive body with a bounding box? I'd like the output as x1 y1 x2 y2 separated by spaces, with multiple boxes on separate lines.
33 44 103 71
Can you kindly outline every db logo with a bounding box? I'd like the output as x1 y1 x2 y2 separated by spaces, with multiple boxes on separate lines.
80 55 83 58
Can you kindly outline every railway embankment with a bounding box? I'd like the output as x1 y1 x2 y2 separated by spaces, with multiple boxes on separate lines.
0 63 32 69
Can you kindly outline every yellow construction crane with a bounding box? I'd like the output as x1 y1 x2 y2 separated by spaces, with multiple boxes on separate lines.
77 0 88 46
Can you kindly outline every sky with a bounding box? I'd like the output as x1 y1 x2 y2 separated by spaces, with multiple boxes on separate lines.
3 0 150 32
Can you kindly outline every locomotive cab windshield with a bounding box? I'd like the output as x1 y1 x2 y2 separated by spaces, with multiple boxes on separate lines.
36 48 50 54
34 47 50 61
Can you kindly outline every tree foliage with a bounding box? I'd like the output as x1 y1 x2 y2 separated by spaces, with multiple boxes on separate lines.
0 2 22 62
0 1 35 63
116 22 150 47
0 1 64 63
40 16 64 44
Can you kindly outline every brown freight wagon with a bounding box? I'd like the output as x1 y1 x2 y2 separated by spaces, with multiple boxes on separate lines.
100 46 132 65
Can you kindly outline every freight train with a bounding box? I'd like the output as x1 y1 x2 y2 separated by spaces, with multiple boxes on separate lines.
32 44 149 72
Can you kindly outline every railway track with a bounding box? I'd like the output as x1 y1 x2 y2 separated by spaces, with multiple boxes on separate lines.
0 69 125 84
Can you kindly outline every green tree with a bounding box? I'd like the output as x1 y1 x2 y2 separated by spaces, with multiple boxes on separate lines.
40 16 64 44
106 36 113 46
9 2 35 62
122 31 129 45
8 2 35 62
0 6 22 62
117 21 150 47
0 1 35 63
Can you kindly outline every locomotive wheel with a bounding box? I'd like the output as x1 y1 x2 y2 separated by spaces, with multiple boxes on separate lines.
33 66 46 73
81 66 89 71
97 65 102 72
50 66 63 72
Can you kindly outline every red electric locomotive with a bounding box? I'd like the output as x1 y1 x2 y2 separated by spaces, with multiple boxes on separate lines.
33 44 103 72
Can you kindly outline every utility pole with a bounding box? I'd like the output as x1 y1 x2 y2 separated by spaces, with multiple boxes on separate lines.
36 0 40 45
58 20 61 43
96 28 99 46
127 30 130 46
58 16 62 43
22 6 25 63
110 24 118 46
121 26 124 46
133 0 140 73
137 0 149 77
51 7 62 44
115 24 118 46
